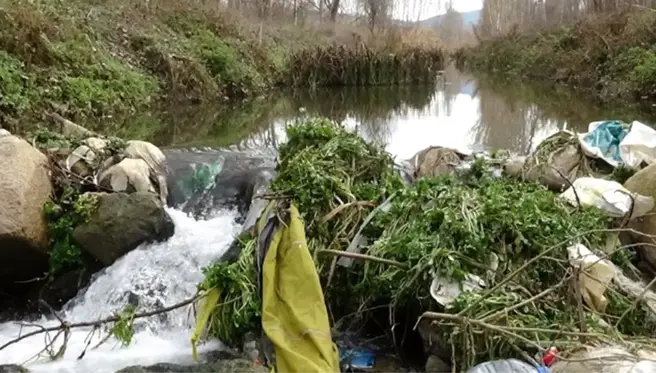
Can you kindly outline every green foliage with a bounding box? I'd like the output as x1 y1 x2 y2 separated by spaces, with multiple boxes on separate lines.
190 29 265 95
0 50 33 118
271 118 404 242
109 304 137 347
460 11 656 105
44 190 99 277
198 236 260 346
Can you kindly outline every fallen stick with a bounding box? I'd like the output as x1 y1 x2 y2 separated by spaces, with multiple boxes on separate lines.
318 249 409 269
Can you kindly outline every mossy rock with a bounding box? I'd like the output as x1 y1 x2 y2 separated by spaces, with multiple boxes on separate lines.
116 359 269 373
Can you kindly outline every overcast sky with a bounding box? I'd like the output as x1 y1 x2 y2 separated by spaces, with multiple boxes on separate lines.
395 0 483 21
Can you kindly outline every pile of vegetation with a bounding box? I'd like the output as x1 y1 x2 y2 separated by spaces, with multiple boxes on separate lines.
457 10 656 111
198 118 656 370
286 45 445 88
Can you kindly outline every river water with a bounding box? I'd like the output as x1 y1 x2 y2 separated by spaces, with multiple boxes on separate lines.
1 67 655 372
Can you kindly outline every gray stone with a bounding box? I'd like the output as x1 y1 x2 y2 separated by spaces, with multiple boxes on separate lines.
425 355 450 373
116 359 269 373
409 146 463 180
73 192 174 266
0 135 52 294
0 365 29 373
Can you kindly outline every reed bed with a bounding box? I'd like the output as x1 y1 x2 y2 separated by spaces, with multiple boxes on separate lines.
285 45 445 88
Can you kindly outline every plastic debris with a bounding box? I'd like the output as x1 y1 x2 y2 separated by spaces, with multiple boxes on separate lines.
567 244 615 312
559 177 654 218
430 273 486 307
340 348 376 370
577 120 656 169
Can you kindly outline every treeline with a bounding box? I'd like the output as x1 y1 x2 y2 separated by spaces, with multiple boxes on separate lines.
478 0 656 37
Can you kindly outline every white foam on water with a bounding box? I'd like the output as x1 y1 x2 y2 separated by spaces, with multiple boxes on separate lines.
0 207 241 373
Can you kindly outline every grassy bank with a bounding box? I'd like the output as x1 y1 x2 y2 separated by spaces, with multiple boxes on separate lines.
457 10 656 110
0 0 445 136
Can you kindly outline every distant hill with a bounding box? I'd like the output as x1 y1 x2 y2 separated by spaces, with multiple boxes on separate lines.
420 9 481 29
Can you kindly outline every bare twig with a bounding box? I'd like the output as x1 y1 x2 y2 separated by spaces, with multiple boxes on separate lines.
0 293 205 352
318 249 409 268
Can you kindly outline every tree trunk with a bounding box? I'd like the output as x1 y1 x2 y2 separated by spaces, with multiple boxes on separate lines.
330 0 340 22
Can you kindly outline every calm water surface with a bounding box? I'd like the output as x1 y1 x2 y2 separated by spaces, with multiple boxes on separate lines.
112 66 656 160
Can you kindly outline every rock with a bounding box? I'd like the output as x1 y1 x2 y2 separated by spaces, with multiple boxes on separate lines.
0 365 29 373
623 164 656 270
124 140 168 204
502 156 526 178
37 268 94 309
425 355 450 373
0 135 52 294
0 129 10 137
409 146 464 180
116 359 269 373
99 158 159 195
73 192 174 266
416 319 451 362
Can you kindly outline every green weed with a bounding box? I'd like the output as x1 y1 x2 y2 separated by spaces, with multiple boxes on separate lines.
44 190 99 277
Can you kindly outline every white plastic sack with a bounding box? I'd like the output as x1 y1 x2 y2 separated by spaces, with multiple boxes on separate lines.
620 121 656 169
567 244 615 312
559 177 654 218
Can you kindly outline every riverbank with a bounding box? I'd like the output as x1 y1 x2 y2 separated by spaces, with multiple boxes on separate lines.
0 0 444 136
456 10 656 112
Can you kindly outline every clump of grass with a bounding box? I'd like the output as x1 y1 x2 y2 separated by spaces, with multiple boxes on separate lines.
286 45 445 88
198 236 260 347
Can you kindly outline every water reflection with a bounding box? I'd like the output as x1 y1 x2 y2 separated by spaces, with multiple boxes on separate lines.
123 66 656 161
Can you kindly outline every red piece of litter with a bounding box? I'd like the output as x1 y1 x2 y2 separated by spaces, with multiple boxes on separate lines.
542 346 559 367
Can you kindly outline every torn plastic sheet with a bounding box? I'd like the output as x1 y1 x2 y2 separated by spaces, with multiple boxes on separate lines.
559 177 654 219
430 273 486 307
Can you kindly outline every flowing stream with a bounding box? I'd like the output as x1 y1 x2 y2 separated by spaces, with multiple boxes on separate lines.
0 208 241 372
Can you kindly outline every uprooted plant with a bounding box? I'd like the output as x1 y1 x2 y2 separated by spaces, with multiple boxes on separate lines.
198 118 656 370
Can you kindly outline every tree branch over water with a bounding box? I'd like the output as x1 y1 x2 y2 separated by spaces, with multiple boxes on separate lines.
0 293 206 353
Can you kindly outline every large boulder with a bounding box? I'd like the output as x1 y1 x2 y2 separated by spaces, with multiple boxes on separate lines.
0 135 52 292
409 146 464 180
72 192 174 266
116 359 269 373
623 164 656 270
124 140 168 204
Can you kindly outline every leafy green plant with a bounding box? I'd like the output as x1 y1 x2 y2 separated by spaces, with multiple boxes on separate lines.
198 237 260 346
109 304 137 346
45 190 99 277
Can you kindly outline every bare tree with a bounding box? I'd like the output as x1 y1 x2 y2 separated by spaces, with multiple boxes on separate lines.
358 0 392 33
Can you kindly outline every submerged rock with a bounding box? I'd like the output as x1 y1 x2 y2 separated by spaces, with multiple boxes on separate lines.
116 359 268 373
0 135 52 294
0 365 29 373
73 192 174 266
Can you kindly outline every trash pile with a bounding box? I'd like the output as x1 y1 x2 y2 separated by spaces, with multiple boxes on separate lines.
195 118 656 372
